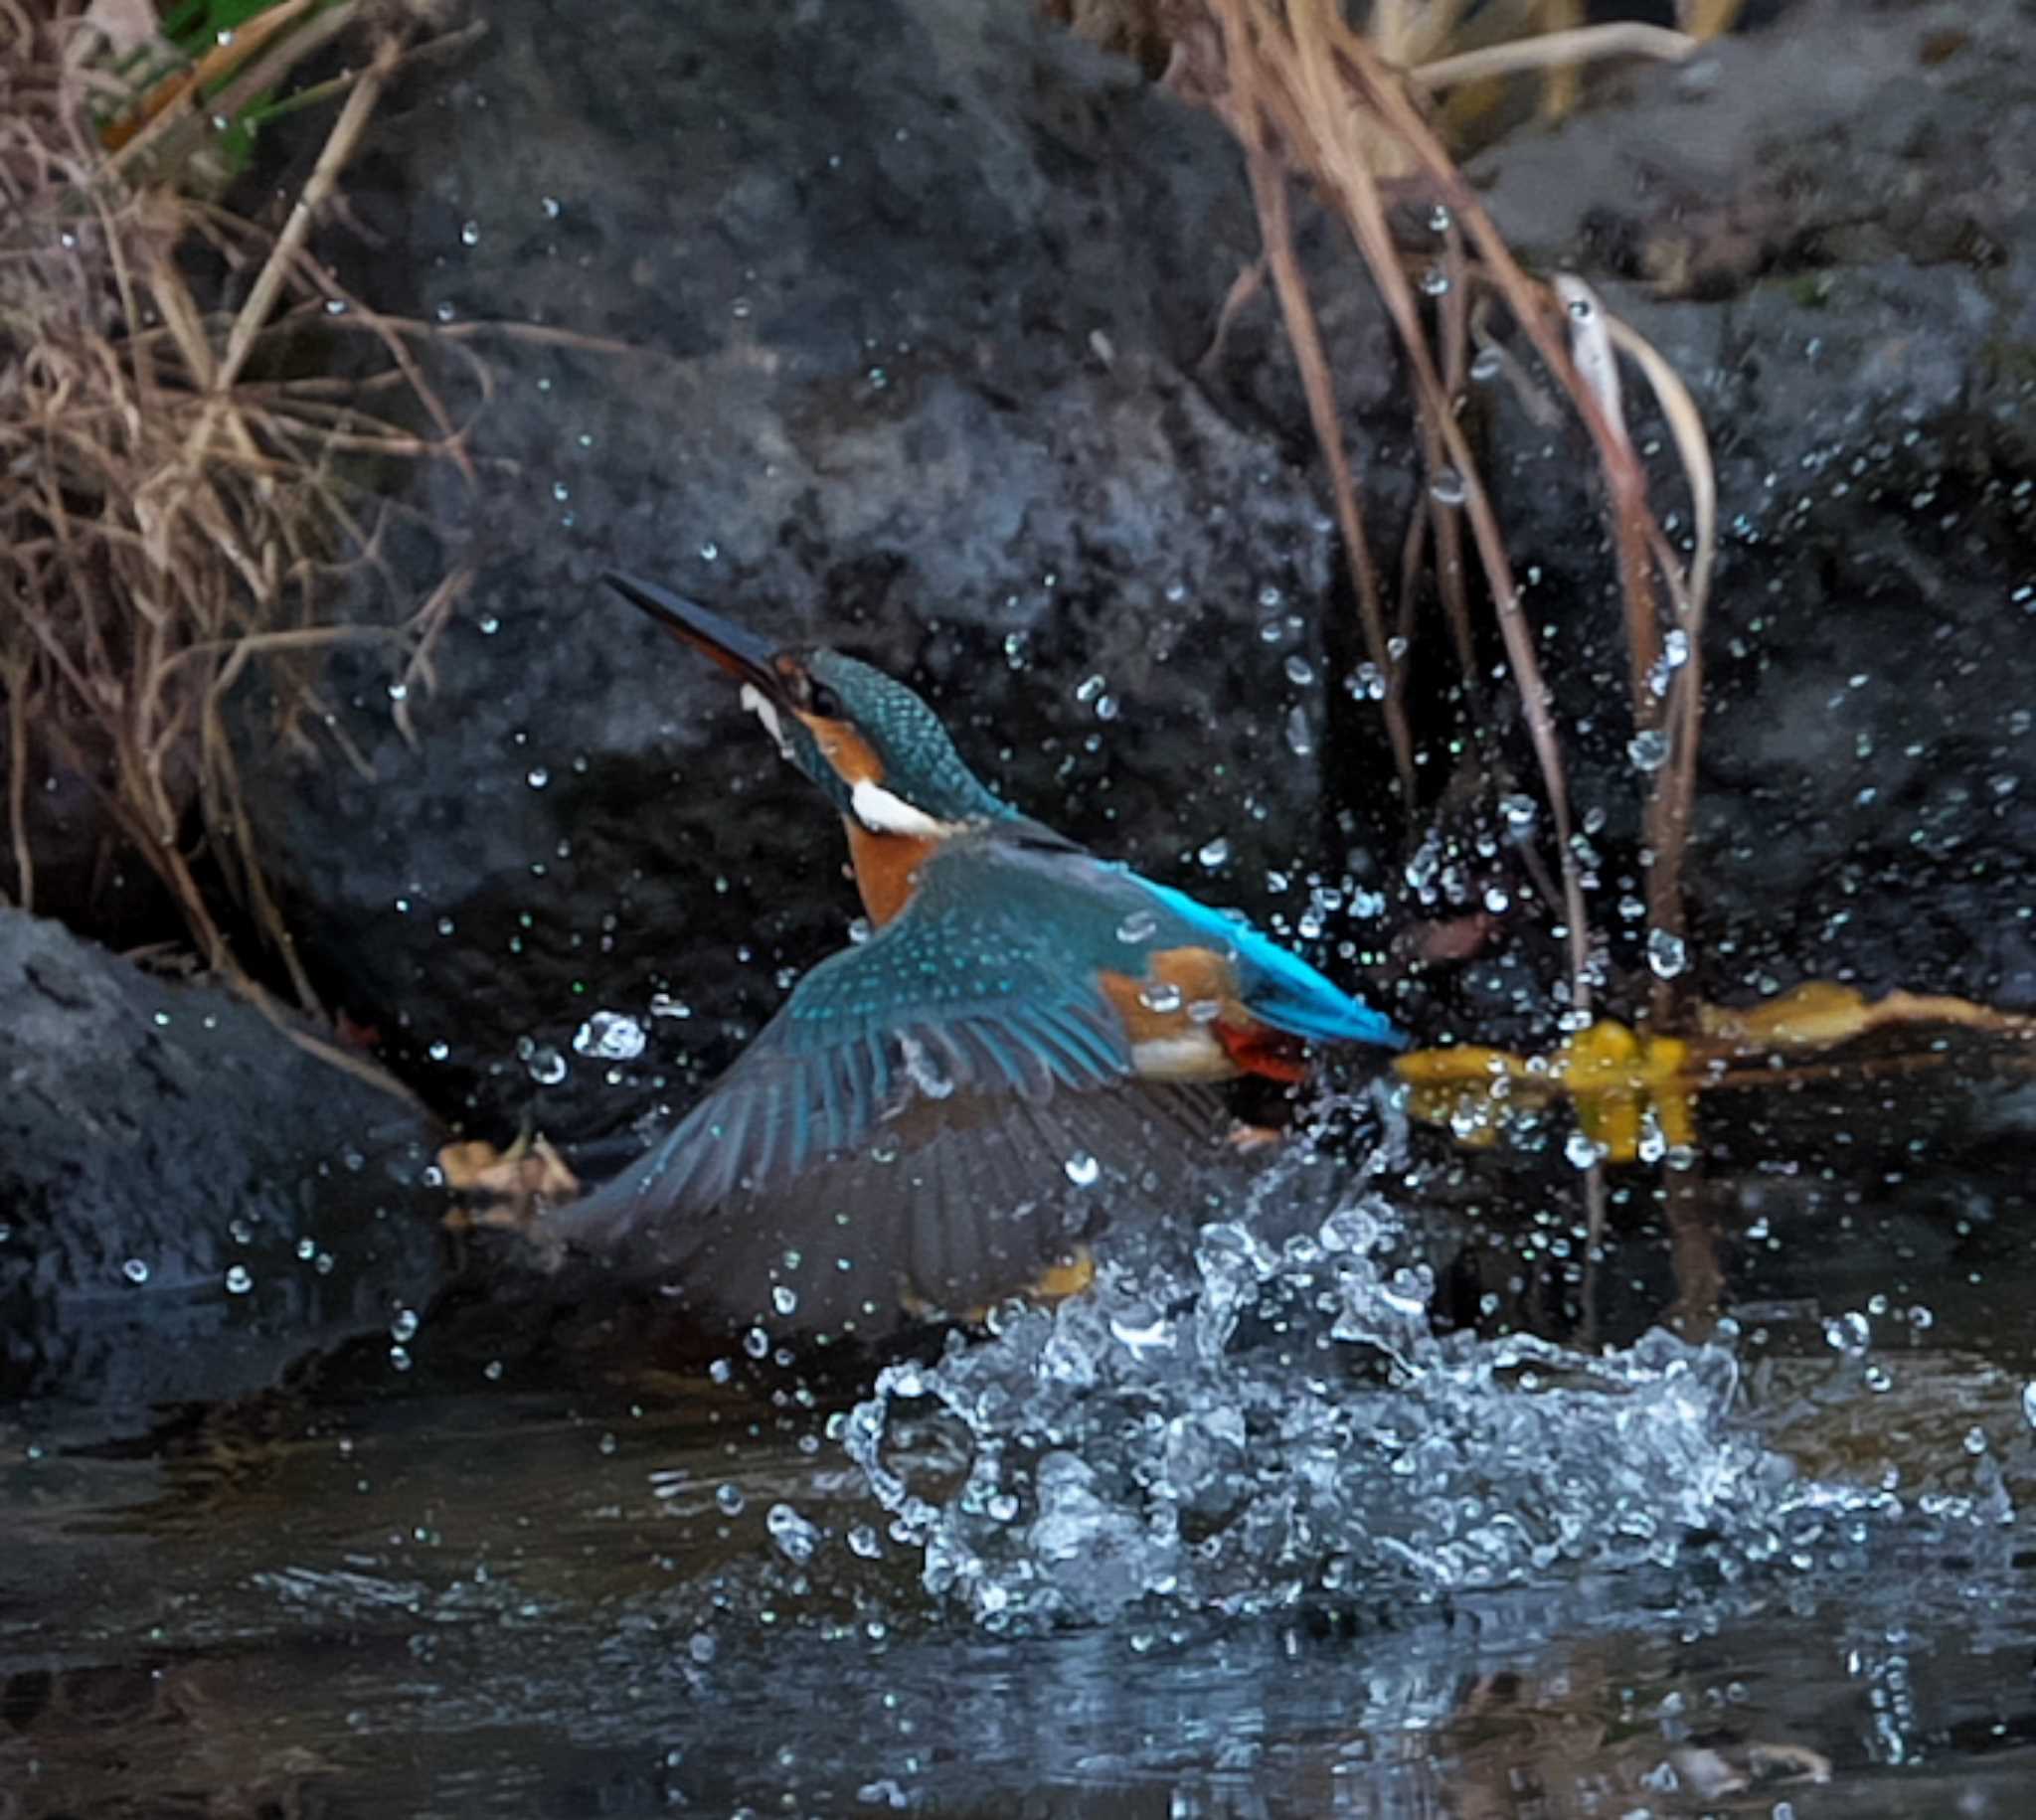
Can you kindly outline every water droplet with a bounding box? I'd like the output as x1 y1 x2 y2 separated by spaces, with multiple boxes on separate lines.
459 220 479 247
224 1264 253 1295
2021 1382 2036 1429
766 1502 820 1564
1284 705 1313 756
1563 1131 1606 1170
1347 662 1386 702
1567 293 1595 321
574 1010 647 1061
1469 347 1503 383
1075 673 1105 704
1627 728 1671 772
1116 909 1158 945
1428 204 1452 234
1197 837 1231 870
526 766 550 789
541 195 562 219
715 1483 745 1516
1646 927 1688 980
121 1258 150 1285
1139 981 1184 1014
391 1308 420 1343
1499 792 1538 830
1064 1152 1102 1188
771 1285 799 1317
524 1044 569 1085
1430 468 1467 506
1420 265 1450 296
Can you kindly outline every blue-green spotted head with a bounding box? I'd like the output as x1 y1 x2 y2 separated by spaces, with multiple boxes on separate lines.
604 572 1013 835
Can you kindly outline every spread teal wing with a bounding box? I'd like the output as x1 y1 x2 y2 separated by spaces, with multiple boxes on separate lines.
541 839 1238 1337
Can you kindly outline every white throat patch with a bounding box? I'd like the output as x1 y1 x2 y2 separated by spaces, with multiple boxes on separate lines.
739 683 793 759
849 778 957 840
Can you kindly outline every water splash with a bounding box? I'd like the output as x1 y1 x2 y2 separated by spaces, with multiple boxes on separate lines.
840 1128 1960 1629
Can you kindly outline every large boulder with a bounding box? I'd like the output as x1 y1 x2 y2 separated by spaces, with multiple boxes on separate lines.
234 0 2034 1177
0 911 448 1421
240 0 1402 1153
1463 0 2036 1014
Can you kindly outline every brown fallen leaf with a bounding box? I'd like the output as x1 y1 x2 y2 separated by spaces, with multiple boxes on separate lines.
439 1132 579 1238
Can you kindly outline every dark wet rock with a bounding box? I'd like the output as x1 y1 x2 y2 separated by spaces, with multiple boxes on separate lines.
224 0 2036 1194
0 911 448 1421
1455 0 2036 1016
232 0 1407 1154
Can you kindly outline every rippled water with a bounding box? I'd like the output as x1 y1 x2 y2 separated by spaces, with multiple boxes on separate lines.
8 1072 2036 1815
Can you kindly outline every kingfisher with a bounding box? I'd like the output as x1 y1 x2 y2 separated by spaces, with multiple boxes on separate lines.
539 574 1407 1338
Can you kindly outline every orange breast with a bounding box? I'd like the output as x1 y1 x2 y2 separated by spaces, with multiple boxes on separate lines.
844 818 934 928
1100 944 1297 1082
802 717 932 928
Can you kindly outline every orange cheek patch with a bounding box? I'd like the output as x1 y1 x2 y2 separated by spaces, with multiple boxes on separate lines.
796 713 884 786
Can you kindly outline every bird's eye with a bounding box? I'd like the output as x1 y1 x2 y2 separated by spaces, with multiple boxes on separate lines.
807 682 843 719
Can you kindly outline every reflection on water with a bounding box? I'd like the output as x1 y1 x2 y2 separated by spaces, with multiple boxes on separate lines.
7 1077 2036 1815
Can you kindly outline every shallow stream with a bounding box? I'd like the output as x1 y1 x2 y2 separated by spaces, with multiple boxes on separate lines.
9 1066 2036 1816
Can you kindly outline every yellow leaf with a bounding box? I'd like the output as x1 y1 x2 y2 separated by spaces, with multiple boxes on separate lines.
1400 980 2034 1164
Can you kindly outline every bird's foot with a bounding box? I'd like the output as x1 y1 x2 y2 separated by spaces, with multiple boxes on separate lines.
1227 1120 1285 1153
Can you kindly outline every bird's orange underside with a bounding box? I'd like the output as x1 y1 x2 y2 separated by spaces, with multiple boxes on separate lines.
1101 947 1305 1083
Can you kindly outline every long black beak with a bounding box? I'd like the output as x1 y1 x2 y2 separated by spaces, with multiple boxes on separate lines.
602 572 786 700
